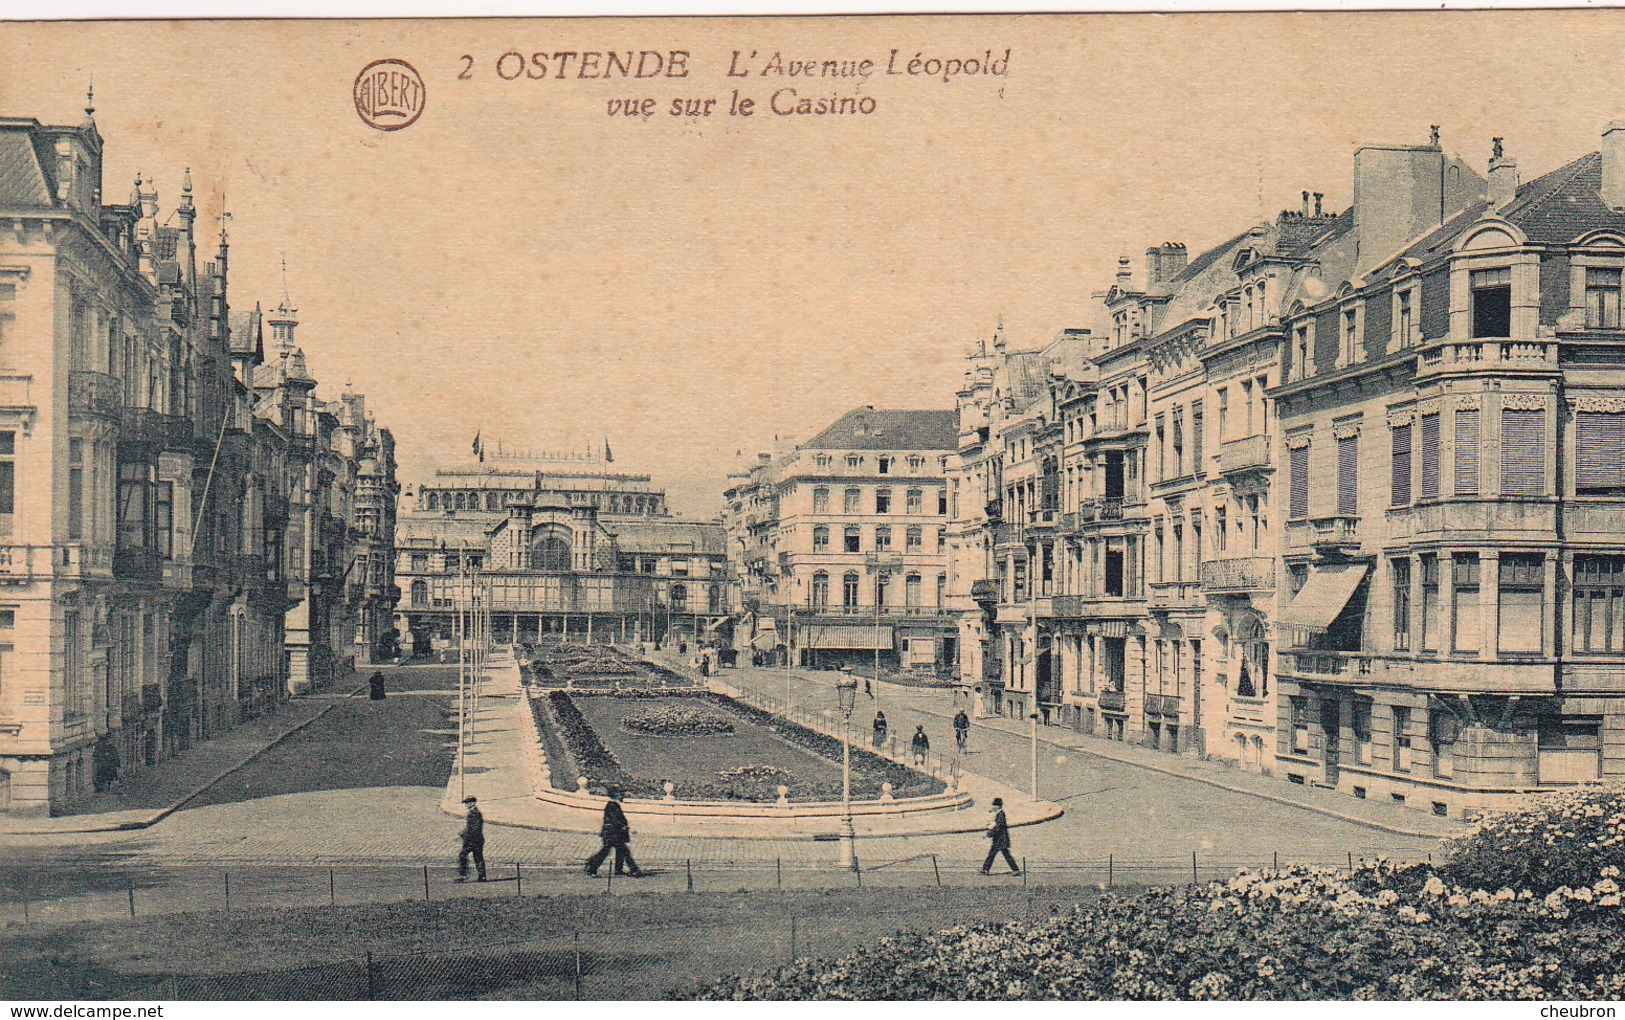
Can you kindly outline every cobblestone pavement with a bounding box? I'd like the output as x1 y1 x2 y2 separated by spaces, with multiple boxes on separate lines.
0 658 1448 923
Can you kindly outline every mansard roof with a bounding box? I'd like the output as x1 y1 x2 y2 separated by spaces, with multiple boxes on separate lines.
803 407 957 452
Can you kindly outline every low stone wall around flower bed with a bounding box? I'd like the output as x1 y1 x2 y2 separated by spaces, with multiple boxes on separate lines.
526 690 970 819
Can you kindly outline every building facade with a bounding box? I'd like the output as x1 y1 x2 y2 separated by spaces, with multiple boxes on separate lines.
727 407 958 672
395 449 731 649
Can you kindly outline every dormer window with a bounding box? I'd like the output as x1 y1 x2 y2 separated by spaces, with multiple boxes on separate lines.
1470 268 1512 338
846 454 862 469
1292 321 1314 381
1393 286 1417 350
878 456 891 474
1340 306 1360 367
815 453 832 468
1586 268 1622 329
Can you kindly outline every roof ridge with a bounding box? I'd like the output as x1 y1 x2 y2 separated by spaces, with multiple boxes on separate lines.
1506 150 1597 221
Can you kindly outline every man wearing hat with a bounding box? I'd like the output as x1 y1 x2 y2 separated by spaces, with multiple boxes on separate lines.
457 795 487 882
584 788 643 878
980 797 1020 875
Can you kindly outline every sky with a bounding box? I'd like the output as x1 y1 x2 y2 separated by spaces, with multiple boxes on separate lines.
7 13 1625 517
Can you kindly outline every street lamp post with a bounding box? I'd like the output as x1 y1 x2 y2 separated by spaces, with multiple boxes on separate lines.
1029 711 1039 799
835 673 859 870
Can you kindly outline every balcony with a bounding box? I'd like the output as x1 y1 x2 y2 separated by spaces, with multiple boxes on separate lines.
1199 556 1275 594
1219 434 1271 475
970 579 1001 604
69 371 122 421
984 499 1003 523
1147 580 1202 611
1284 650 1364 679
1050 594 1084 617
1028 508 1060 531
1281 651 1560 696
1306 515 1360 554
1096 497 1125 521
119 406 193 451
1097 689 1126 712
1416 338 1559 378
1144 693 1181 718
113 545 162 583
994 524 1025 549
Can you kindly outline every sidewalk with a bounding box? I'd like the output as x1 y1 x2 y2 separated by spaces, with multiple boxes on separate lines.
0 681 364 836
447 651 1062 840
705 654 1461 841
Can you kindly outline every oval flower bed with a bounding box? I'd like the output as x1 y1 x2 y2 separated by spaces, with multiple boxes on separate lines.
623 705 736 736
694 784 1625 1000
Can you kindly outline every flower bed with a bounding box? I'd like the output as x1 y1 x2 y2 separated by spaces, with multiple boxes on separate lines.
694 787 1625 1000
531 692 944 803
1440 784 1625 895
623 705 736 736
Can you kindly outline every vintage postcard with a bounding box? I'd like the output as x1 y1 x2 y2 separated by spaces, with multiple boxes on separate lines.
3 9 1625 1005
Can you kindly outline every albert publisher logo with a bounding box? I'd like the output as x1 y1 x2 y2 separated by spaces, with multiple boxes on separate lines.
354 59 425 131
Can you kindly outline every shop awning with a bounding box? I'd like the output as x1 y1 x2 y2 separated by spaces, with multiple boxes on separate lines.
1278 563 1368 633
800 624 894 650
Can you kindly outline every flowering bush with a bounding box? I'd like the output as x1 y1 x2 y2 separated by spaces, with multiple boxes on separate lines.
622 705 736 736
1441 783 1625 895
694 790 1625 1000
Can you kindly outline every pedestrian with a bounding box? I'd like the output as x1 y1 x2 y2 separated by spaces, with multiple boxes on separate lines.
864 676 872 697
953 708 970 752
92 738 120 793
911 725 930 765
456 795 487 882
368 671 386 700
872 709 888 750
584 788 643 878
980 797 1021 875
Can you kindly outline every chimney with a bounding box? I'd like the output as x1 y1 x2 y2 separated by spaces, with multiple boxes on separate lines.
1115 255 1134 289
1144 246 1162 285
1488 137 1519 209
1159 241 1187 279
1352 129 1485 273
1314 193 1323 217
1302 190 1310 216
1604 121 1625 211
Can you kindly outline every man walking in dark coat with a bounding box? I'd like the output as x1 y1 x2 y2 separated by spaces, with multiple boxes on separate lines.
981 797 1020 875
457 795 487 881
911 725 930 765
585 788 643 877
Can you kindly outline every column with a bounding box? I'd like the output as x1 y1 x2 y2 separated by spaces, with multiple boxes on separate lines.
1480 551 1500 657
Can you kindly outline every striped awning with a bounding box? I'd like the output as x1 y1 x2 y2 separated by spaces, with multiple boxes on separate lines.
799 623 894 650
1278 563 1368 633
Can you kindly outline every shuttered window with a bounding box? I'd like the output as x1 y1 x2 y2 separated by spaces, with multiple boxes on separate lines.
1454 408 1480 496
1337 434 1359 515
1419 412 1441 501
1501 408 1546 496
1576 410 1625 494
1390 424 1412 507
1289 444 1309 520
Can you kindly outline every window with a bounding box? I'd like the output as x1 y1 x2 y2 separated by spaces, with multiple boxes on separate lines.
874 571 890 606
68 439 84 541
410 579 427 606
843 525 860 553
0 431 12 536
875 489 892 514
878 456 890 475
1576 410 1625 494
1392 558 1411 650
906 488 923 514
154 481 173 559
1420 554 1440 651
1574 555 1625 653
1395 287 1415 348
1290 697 1310 755
1453 554 1480 653
1353 699 1373 766
1336 433 1359 515
1288 444 1309 520
1393 706 1413 772
1215 506 1227 552
1586 268 1622 329
1500 407 1546 496
875 526 892 551
1191 402 1204 475
1499 554 1544 653
670 584 688 613
1454 407 1480 496
905 573 922 607
1172 411 1185 477
906 526 922 550
1419 412 1441 501
411 553 428 572
1217 388 1228 439
815 454 832 468
1293 324 1311 381
936 574 947 605
811 572 830 608
1341 306 1359 366
843 487 860 514
1390 423 1412 506
812 487 829 513
938 489 948 515
1539 718 1603 784
63 610 84 717
1430 710 1460 779
1470 267 1513 338
812 526 830 551
846 455 861 469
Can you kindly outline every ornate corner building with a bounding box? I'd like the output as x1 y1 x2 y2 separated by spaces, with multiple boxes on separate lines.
949 125 1625 818
0 106 393 815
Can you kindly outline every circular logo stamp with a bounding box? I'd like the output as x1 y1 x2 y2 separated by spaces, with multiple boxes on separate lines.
354 59 425 132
